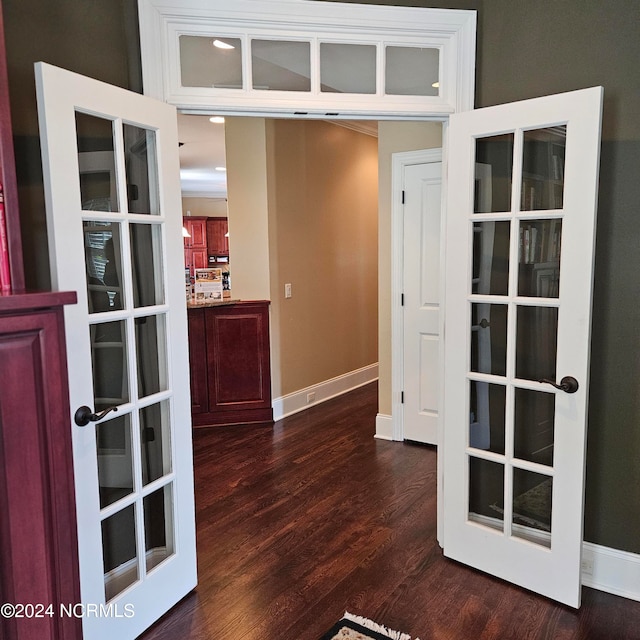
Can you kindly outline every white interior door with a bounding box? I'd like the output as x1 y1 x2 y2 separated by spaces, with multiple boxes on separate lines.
442 87 603 608
36 62 197 639
402 154 442 444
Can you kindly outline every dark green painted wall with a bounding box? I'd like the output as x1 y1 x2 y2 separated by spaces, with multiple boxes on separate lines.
5 0 640 553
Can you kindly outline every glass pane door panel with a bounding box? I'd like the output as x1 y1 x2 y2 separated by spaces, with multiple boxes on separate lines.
97 413 134 508
144 484 175 572
468 457 504 532
251 39 311 91
515 306 558 381
102 504 138 601
521 126 566 211
512 469 552 547
320 43 376 94
91 320 129 410
469 381 505 454
179 35 243 89
84 221 124 312
472 221 510 295
471 303 507 376
140 401 172 485
385 46 439 96
123 125 160 215
130 223 165 307
76 112 118 212
135 314 168 398
474 134 514 213
518 220 562 297
514 388 555 467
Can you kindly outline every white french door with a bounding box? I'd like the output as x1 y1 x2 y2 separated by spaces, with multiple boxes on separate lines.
36 63 197 638
442 87 603 607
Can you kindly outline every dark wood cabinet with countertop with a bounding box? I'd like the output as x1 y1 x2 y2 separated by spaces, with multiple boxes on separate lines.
188 300 273 427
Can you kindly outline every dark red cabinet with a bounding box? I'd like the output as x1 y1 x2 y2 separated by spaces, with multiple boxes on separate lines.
206 217 229 256
188 301 273 427
0 292 81 640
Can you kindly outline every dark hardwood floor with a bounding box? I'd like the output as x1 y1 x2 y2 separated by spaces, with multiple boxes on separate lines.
141 382 640 640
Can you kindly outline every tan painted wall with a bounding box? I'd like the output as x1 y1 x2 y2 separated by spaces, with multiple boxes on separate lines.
181 197 228 218
377 121 443 416
266 120 379 398
224 117 271 301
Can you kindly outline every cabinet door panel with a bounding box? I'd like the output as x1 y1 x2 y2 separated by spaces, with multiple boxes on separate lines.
205 306 271 412
191 248 208 271
186 218 207 248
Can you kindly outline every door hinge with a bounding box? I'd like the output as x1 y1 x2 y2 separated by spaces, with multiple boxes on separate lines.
401 190 405 204
401 293 405 306
401 391 404 404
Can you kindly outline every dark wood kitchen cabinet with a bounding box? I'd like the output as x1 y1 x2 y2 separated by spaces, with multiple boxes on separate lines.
183 216 208 278
188 301 273 427
206 217 229 256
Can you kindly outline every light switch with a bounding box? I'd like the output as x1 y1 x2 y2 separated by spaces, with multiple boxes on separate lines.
284 283 292 298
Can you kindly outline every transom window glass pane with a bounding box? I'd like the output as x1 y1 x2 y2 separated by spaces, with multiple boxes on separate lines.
123 124 160 215
474 134 514 213
385 46 439 96
320 43 376 94
521 126 566 211
251 39 311 91
179 35 243 89
76 112 118 213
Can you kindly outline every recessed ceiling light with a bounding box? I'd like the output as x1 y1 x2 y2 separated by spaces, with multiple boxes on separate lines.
215 167 226 172
209 116 225 124
432 81 440 88
213 39 234 50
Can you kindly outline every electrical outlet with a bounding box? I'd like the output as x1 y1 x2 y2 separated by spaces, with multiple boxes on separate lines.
285 283 292 298
306 392 316 404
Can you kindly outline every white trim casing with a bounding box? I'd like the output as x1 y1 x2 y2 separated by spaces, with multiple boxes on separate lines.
272 363 378 421
138 0 476 117
375 414 393 441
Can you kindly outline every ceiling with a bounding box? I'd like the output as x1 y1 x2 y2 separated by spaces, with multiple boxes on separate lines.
178 113 228 198
177 114 378 198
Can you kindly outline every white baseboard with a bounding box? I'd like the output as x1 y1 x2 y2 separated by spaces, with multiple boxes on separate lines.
272 363 378 421
375 413 393 440
583 541 640 602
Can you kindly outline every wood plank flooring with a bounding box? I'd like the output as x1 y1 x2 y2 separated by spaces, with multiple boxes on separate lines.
141 382 640 640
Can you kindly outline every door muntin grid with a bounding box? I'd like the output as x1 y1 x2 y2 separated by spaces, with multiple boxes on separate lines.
467 126 567 548
77 111 177 601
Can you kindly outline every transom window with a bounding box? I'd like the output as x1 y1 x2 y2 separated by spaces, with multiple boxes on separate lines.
138 0 476 118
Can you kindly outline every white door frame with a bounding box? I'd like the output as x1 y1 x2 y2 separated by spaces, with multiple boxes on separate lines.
390 147 444 443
